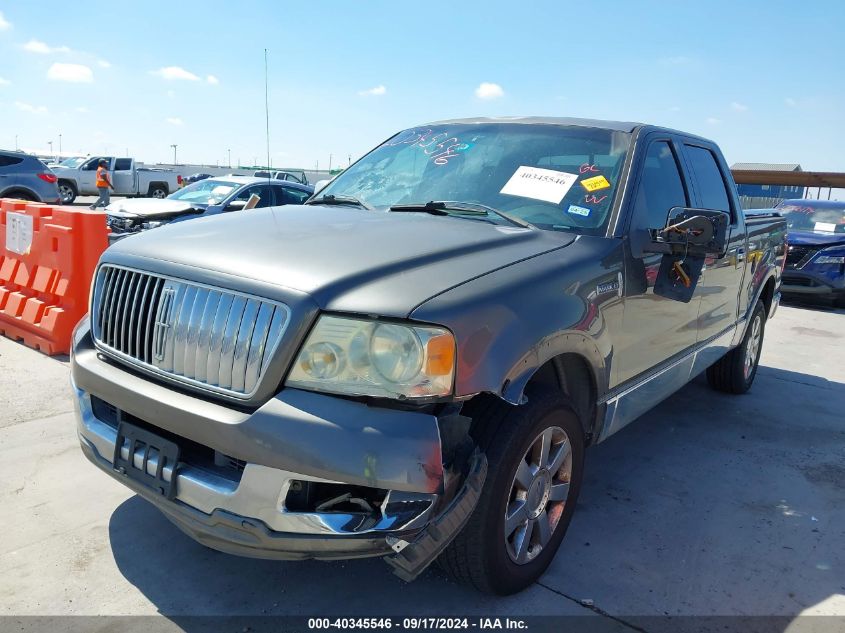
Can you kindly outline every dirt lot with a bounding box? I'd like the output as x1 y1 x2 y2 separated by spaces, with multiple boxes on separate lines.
0 303 843 631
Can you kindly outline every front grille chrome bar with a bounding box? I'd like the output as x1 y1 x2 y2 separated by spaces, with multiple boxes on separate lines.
90 264 290 399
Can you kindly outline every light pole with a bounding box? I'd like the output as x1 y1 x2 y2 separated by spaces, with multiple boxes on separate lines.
48 141 53 158
348 154 351 167
329 154 333 173
15 135 18 151
170 144 178 164
227 149 231 168
59 134 62 156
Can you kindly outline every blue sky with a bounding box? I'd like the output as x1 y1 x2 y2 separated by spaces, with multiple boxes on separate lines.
2 0 844 172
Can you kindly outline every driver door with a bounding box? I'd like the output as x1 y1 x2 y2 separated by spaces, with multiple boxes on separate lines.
616 136 702 384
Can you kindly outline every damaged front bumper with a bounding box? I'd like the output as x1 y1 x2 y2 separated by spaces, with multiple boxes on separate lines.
72 329 483 573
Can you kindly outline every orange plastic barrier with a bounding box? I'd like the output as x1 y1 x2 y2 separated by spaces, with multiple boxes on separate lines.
0 199 109 355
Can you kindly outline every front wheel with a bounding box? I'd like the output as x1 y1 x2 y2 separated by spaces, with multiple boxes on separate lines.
149 185 168 199
707 302 766 394
438 391 584 595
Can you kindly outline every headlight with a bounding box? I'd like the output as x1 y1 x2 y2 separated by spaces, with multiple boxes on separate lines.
141 220 166 230
71 314 90 348
107 215 135 231
814 255 845 265
286 316 455 399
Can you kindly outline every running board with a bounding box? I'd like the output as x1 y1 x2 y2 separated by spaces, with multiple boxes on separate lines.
385 449 487 582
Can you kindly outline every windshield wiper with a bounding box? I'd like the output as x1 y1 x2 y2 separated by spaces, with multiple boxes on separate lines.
389 201 536 229
305 194 373 210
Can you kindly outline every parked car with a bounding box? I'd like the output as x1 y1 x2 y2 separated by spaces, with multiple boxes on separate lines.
49 156 89 170
104 175 314 240
183 173 212 185
776 198 845 307
0 149 61 203
55 156 182 204
253 169 309 185
72 117 785 595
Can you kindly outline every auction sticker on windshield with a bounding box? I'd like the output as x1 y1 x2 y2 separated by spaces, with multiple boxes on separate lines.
6 212 33 255
500 166 579 204
580 174 611 192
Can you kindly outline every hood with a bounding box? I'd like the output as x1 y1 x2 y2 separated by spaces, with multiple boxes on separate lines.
105 205 576 317
787 230 845 248
106 197 204 218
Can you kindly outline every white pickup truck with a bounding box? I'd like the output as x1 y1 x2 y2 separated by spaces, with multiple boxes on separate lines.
54 157 183 204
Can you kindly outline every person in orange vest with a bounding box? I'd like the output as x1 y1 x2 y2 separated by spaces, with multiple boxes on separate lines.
89 159 115 210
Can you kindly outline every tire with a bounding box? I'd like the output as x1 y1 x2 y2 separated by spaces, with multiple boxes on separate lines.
438 390 585 595
58 181 77 204
707 302 766 394
149 184 168 199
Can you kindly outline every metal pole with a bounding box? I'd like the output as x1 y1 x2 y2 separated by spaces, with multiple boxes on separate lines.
264 49 271 173
59 134 62 156
228 149 231 168
348 154 351 167
171 144 177 164
15 135 18 151
48 141 53 158
329 154 332 172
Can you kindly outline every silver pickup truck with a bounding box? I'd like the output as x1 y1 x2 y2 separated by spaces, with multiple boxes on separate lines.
54 156 182 204
71 117 786 594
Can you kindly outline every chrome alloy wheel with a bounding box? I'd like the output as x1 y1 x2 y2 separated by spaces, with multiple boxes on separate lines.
744 313 762 380
504 426 572 565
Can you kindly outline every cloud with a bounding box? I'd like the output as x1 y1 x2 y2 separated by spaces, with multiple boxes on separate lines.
785 97 797 107
0 12 12 30
15 101 48 114
475 82 504 100
206 74 219 85
165 117 183 126
24 39 71 54
705 117 722 125
659 56 692 66
0 77 10 86
151 66 200 81
47 63 93 83
75 106 89 113
730 101 749 112
358 84 386 96
97 59 111 68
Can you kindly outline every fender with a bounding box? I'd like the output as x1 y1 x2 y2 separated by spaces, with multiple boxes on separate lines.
732 267 779 347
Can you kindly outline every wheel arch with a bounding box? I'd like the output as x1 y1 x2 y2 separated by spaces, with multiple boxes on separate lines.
1 187 39 201
147 181 169 195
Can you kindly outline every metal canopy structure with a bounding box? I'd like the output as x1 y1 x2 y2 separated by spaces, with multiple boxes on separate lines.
731 170 845 188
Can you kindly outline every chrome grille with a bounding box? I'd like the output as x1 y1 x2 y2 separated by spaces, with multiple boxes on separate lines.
91 265 290 398
785 245 817 269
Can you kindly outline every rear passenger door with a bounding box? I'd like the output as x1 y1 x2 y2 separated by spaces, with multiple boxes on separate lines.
0 154 25 192
680 143 744 344
112 158 134 194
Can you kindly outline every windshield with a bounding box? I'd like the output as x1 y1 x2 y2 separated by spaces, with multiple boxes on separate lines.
58 157 86 168
776 201 845 233
316 123 631 234
168 179 239 205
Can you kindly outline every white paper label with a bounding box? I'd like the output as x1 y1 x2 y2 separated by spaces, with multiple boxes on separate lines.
815 222 836 232
500 166 579 204
6 212 33 255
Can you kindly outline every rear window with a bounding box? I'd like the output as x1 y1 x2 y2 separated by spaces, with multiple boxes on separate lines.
776 202 845 233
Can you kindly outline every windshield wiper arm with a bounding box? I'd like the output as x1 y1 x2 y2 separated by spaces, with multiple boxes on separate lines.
389 201 536 229
305 194 373 210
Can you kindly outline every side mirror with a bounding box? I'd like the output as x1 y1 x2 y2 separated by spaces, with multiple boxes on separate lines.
646 207 730 258
225 200 248 211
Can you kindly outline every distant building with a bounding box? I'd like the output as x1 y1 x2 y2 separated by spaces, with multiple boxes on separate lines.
732 162 806 199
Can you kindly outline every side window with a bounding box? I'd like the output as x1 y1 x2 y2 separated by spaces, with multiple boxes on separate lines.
684 145 733 221
230 185 273 209
0 155 24 168
276 186 310 205
83 158 107 171
633 141 688 229
114 158 132 171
